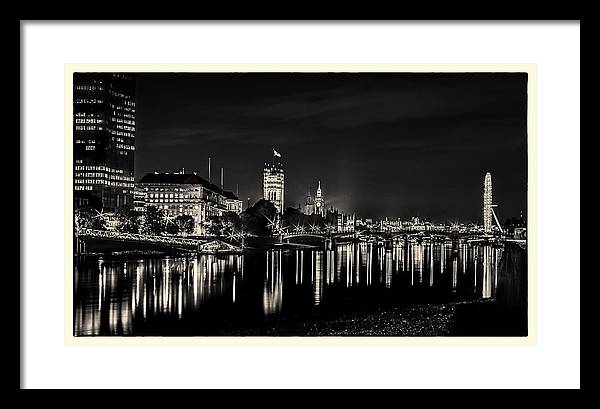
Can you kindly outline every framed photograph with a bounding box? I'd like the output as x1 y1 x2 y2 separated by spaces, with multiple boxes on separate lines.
65 64 535 345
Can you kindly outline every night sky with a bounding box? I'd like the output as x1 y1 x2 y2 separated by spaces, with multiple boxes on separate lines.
134 73 528 223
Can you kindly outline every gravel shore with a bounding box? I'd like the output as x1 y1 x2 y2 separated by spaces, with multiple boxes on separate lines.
226 299 501 337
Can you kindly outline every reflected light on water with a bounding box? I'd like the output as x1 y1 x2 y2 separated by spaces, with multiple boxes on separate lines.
74 241 508 336
313 251 323 305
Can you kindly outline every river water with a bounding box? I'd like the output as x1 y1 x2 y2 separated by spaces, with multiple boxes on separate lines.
74 240 507 336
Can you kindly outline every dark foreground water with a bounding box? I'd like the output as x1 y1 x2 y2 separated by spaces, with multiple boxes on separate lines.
74 239 524 336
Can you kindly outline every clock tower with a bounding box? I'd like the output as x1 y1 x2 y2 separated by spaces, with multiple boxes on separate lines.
315 181 325 217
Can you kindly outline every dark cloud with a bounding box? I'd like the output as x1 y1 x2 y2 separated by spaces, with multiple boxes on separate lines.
134 72 528 223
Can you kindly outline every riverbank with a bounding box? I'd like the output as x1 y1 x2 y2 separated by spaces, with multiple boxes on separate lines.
209 299 526 337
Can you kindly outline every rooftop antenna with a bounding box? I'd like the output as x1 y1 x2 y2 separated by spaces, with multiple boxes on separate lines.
220 167 224 189
236 183 239 197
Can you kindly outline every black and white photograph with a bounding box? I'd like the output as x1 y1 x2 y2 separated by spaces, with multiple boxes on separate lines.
71 69 530 337
21 20 580 390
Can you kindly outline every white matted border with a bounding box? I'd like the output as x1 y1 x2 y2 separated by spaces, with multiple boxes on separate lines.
64 63 537 346
22 22 579 389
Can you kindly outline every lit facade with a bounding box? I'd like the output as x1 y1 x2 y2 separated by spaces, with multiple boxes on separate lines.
304 189 315 215
223 191 244 214
133 185 146 213
336 212 356 233
73 73 136 211
303 182 325 216
483 172 493 233
263 159 285 213
137 172 239 235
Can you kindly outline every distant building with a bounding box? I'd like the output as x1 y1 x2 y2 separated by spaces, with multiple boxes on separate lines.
263 150 285 213
73 73 136 211
304 188 315 215
137 171 238 235
303 181 325 216
315 181 325 217
336 212 355 233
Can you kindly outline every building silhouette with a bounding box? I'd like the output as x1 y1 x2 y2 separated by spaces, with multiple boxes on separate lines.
73 73 136 211
263 150 285 213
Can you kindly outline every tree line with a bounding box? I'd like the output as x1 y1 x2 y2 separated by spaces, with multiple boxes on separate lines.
75 199 341 238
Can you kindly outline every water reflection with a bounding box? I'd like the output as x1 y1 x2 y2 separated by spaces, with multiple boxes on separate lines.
263 250 282 316
75 240 506 336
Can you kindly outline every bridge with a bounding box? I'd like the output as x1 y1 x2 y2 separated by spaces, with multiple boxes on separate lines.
75 228 243 254
281 231 357 239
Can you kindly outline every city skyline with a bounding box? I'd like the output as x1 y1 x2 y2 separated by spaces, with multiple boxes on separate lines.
71 69 531 340
133 72 527 223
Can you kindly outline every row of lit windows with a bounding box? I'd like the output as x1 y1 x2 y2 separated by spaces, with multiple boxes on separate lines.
111 117 135 126
109 91 135 103
155 204 200 211
148 199 189 204
75 112 103 118
148 193 193 199
75 98 104 104
115 143 135 151
109 130 134 137
74 165 126 174
75 172 105 178
75 118 104 124
74 178 134 188
145 187 200 192
111 105 136 112
75 139 95 144
75 85 104 91
74 172 134 182
115 124 135 132
74 185 94 191
76 126 103 131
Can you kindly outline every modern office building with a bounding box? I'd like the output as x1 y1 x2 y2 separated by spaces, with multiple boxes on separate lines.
483 172 493 233
137 171 241 235
263 150 285 213
73 73 136 211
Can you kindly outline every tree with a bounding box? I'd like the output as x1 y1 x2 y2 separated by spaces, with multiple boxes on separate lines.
143 206 165 235
75 207 106 231
175 215 195 236
115 206 141 233
165 219 179 235
204 212 241 237
282 206 303 229
240 199 277 236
